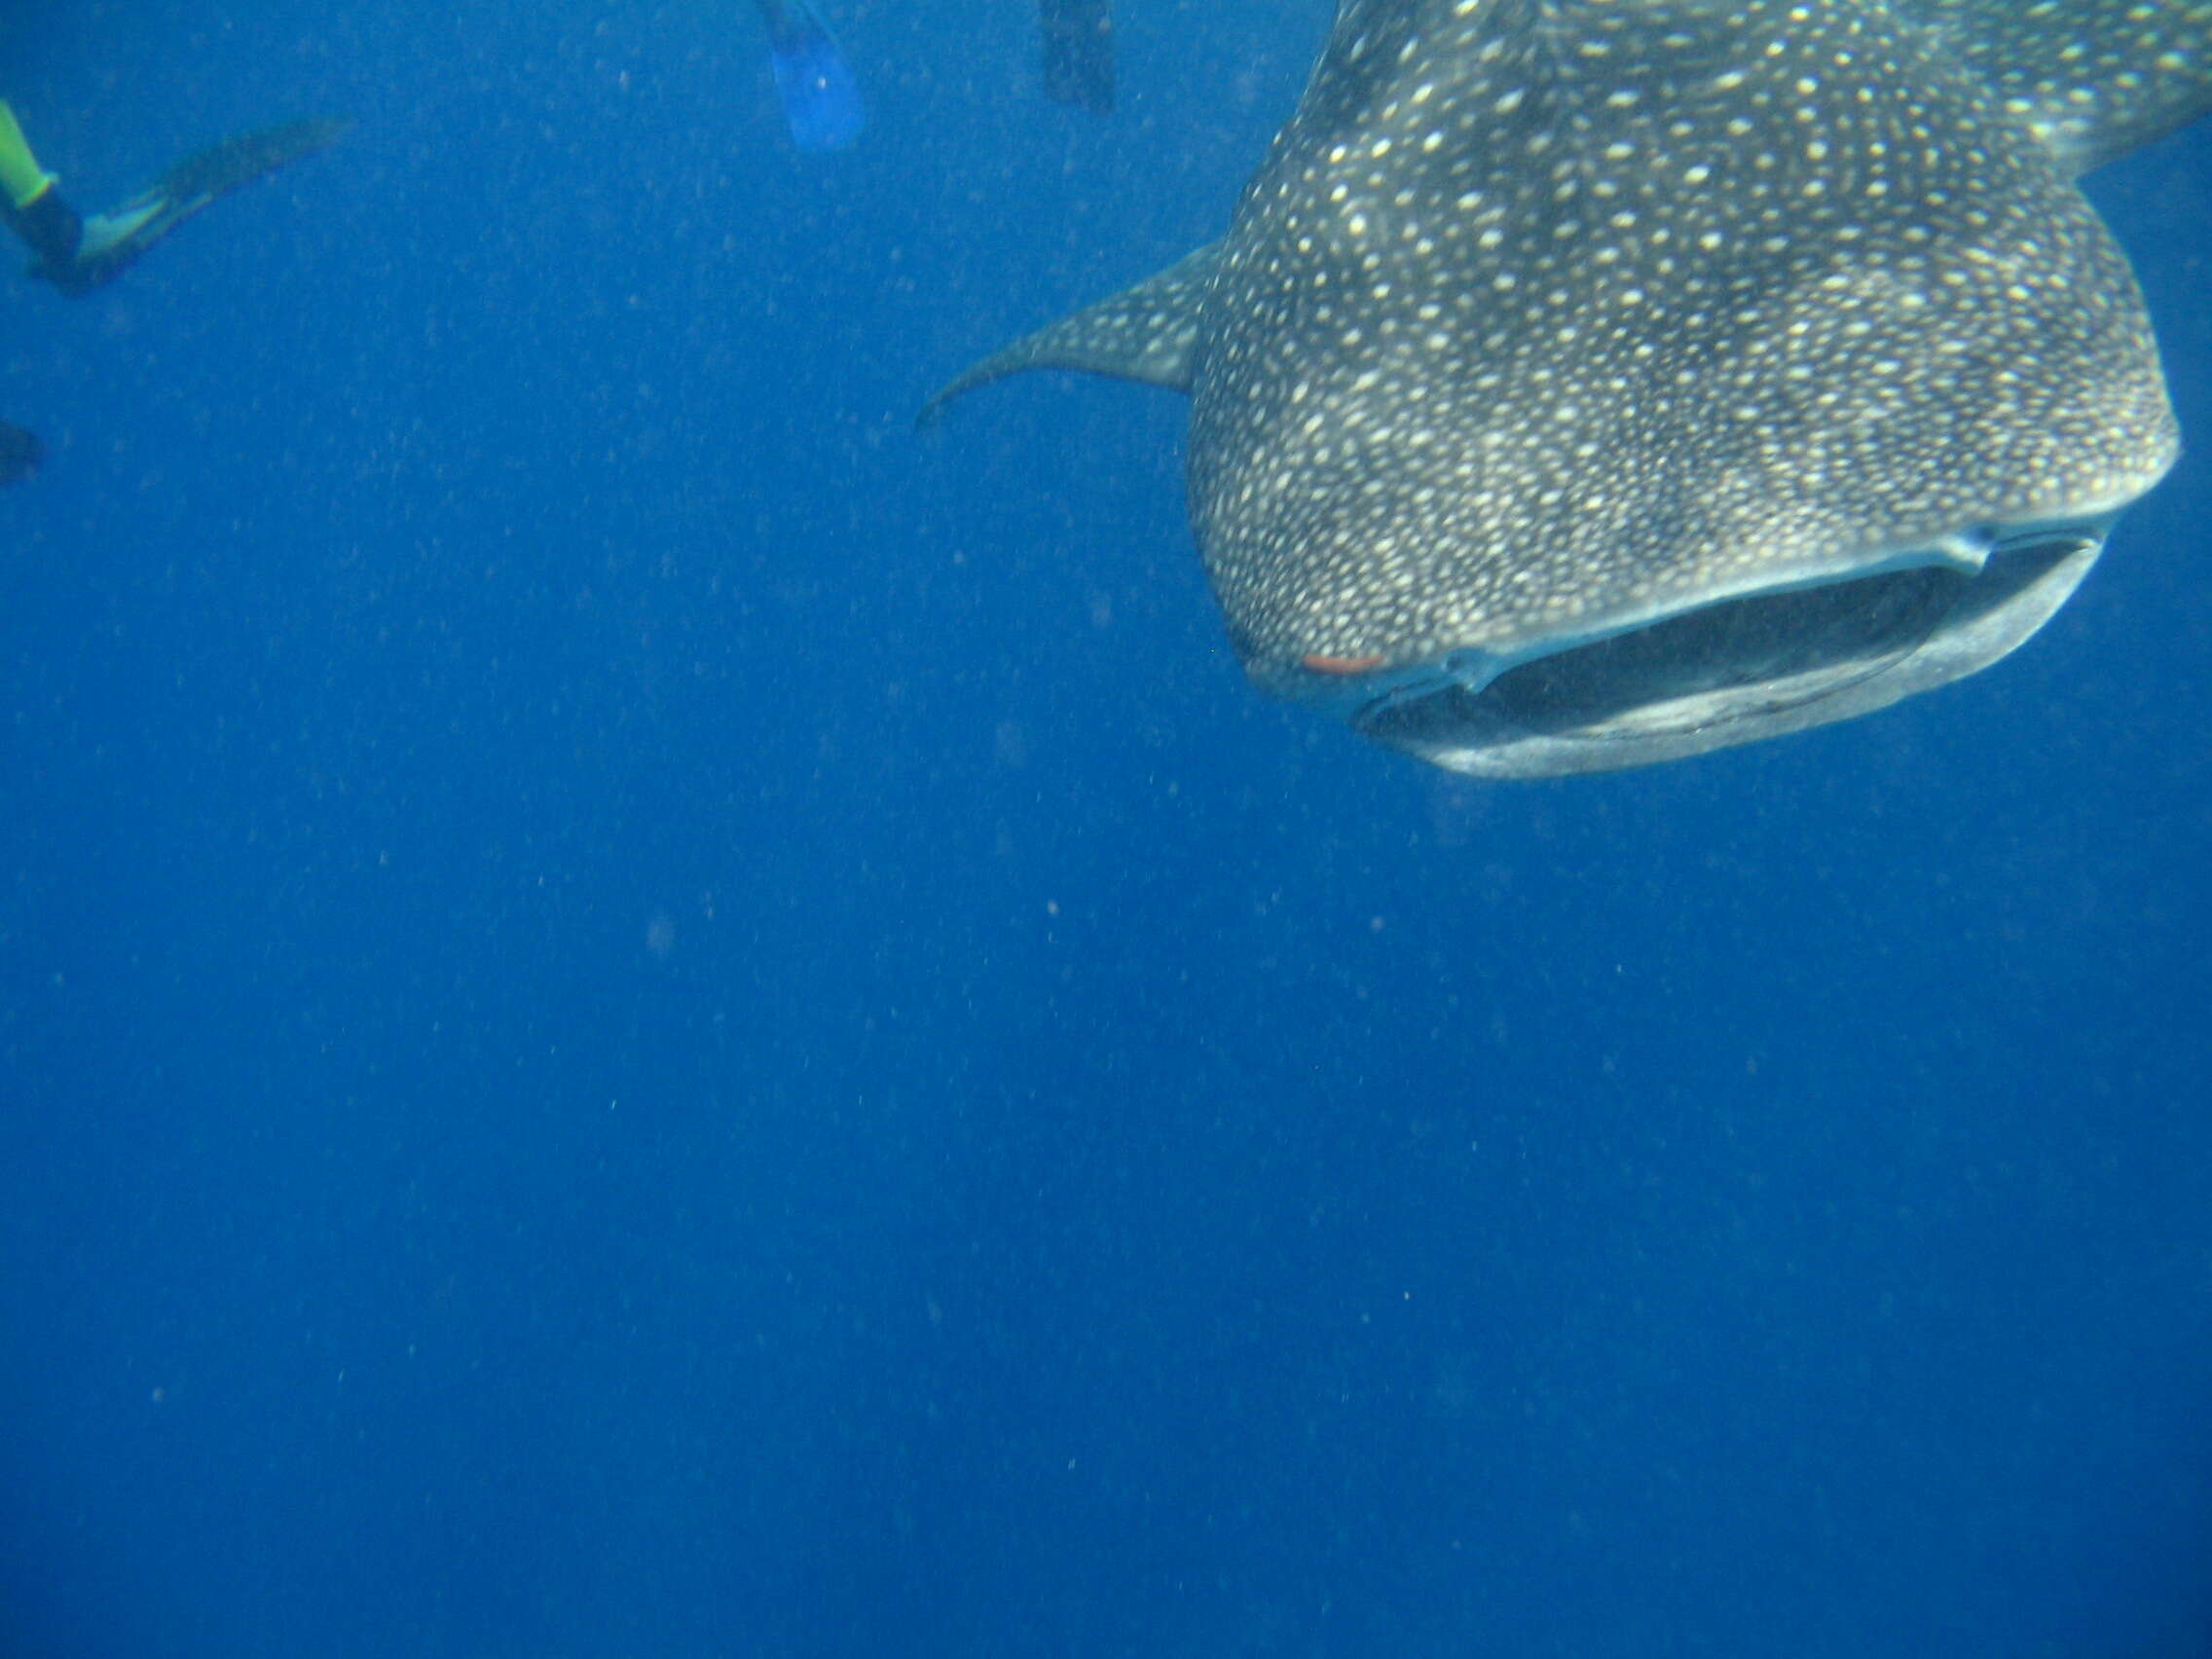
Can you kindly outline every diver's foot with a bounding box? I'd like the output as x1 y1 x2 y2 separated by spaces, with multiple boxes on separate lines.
75 197 165 264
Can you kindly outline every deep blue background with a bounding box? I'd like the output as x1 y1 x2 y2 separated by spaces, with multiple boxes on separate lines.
4 4 2210 1655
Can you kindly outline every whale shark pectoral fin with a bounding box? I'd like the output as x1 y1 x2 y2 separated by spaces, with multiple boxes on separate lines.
1913 0 2212 172
918 240 1220 428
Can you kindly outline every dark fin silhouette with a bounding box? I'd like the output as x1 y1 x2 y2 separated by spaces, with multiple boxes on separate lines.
1041 0 1115 114
0 420 43 486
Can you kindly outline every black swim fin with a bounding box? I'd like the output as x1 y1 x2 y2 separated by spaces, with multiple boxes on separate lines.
45 115 350 294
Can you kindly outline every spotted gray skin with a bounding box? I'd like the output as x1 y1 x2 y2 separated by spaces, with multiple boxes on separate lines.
924 0 2212 777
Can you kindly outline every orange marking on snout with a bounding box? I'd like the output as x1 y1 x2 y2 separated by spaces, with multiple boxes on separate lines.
1299 653 1389 676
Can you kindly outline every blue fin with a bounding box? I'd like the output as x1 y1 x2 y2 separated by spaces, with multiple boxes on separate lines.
759 0 866 153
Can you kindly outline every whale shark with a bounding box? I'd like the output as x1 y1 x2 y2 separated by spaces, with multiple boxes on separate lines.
924 0 2212 776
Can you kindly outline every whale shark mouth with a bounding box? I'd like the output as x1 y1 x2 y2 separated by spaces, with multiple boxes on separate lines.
1351 530 2105 779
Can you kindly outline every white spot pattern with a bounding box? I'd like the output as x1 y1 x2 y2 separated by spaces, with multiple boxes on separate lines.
1187 0 2180 666
928 0 2204 719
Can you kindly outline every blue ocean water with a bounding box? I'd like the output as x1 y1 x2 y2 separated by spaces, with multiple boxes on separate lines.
3 2 2209 1654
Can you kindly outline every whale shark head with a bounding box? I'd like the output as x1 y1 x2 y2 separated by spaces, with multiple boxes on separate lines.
925 0 2209 776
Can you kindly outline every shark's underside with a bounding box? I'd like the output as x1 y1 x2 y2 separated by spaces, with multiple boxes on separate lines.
926 0 2212 776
